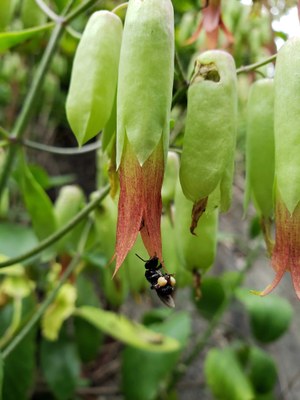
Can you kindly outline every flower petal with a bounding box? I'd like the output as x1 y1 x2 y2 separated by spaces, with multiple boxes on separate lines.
288 202 300 299
114 139 144 275
140 142 164 261
257 199 300 299
202 3 221 32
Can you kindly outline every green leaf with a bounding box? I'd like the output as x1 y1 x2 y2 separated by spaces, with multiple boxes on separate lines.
0 303 13 337
75 306 180 352
122 312 191 400
29 164 75 190
41 336 81 400
18 157 57 241
245 79 274 218
236 288 293 343
142 308 173 326
2 323 36 400
41 283 76 341
247 346 277 395
0 0 16 31
21 0 47 28
194 276 226 319
204 348 255 400
0 23 54 53
0 223 37 258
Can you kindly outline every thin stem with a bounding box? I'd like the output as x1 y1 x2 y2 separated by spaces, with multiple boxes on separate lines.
172 52 189 108
2 126 101 155
35 0 60 22
21 138 102 155
236 54 277 74
66 26 82 40
175 51 188 86
0 185 110 269
64 0 100 24
171 86 188 108
169 147 182 155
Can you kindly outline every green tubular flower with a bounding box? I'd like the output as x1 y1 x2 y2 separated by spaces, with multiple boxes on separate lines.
174 180 218 277
245 79 274 218
94 195 129 306
66 11 123 146
244 79 275 254
162 151 180 207
113 0 174 274
257 37 300 300
116 0 174 167
179 50 237 232
273 37 300 215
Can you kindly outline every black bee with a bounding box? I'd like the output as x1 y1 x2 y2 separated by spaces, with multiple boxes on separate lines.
136 254 176 308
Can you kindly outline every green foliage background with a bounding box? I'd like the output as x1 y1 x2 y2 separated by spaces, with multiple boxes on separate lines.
0 0 299 399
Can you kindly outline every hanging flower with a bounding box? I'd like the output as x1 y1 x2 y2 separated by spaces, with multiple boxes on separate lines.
185 0 233 49
113 0 174 275
259 199 300 300
255 37 300 299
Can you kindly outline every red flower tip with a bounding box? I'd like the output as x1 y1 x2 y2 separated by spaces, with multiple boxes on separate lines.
113 139 164 276
185 1 234 49
258 199 300 300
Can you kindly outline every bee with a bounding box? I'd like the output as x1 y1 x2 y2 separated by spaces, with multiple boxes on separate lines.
136 254 176 308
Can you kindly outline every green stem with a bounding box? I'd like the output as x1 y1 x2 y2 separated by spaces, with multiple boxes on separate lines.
171 86 188 108
64 0 100 24
2 126 102 155
172 52 189 108
35 0 60 21
0 185 110 269
175 51 188 86
236 54 277 74
21 138 102 155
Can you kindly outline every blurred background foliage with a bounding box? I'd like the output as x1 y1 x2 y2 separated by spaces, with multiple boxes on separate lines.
0 0 299 399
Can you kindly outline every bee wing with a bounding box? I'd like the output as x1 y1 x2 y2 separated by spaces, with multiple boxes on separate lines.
157 292 175 308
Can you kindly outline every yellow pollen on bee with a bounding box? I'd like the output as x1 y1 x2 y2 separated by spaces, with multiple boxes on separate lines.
157 276 168 287
170 276 176 287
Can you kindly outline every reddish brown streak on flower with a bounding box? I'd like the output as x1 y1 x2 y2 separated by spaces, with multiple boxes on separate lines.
113 139 164 276
185 0 234 49
260 199 300 300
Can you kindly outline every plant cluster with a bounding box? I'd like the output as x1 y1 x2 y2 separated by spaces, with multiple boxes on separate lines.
0 0 299 399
